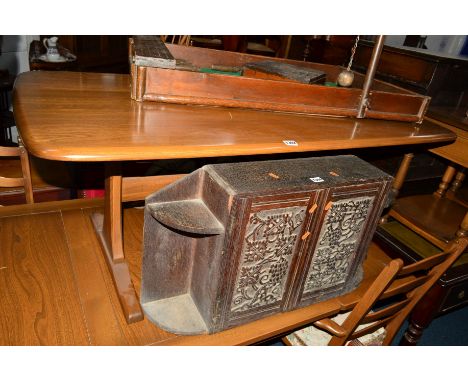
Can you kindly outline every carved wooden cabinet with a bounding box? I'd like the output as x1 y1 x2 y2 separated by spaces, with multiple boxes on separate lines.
141 156 392 334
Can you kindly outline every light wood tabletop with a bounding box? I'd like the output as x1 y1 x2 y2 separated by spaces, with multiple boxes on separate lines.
13 71 456 162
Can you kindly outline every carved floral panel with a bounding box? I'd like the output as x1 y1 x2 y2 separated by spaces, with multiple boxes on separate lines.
303 196 374 294
230 205 306 314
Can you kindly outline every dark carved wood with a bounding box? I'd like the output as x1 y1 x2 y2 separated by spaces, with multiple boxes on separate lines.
243 61 326 84
140 155 392 334
132 36 176 69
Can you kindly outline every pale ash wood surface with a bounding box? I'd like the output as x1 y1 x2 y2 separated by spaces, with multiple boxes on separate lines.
0 199 394 346
13 71 455 162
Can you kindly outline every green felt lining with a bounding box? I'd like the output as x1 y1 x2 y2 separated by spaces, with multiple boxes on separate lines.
199 68 242 76
380 220 468 267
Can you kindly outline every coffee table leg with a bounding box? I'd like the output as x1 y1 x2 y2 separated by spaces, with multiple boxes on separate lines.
91 163 144 324
399 283 445 345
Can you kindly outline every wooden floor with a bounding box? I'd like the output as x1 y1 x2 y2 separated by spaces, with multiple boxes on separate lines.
0 199 392 345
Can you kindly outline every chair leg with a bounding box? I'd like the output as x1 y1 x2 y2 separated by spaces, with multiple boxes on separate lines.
456 211 468 239
450 169 465 193
434 165 457 198
18 137 34 204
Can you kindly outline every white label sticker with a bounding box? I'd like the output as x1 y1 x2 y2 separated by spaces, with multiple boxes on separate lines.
283 140 298 146
310 177 324 183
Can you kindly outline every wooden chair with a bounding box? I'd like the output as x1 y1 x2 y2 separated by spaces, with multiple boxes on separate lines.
0 137 34 205
245 36 291 58
283 237 468 346
378 145 468 344
160 35 191 46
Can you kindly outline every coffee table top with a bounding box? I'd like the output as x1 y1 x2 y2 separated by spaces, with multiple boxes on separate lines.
13 71 456 162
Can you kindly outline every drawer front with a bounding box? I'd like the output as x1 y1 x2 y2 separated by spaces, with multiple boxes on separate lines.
440 282 468 313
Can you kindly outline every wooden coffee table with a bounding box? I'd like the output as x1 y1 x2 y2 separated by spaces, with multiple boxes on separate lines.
13 70 456 324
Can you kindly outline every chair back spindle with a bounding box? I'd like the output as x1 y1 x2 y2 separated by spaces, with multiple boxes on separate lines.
0 137 34 204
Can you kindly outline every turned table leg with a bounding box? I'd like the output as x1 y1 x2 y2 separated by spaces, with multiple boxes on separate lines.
456 211 468 239
399 283 446 345
91 163 144 323
450 169 465 194
400 213 468 345
380 153 414 224
392 153 414 199
434 164 457 198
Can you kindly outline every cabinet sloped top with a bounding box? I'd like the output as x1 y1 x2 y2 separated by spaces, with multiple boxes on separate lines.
13 71 456 162
204 155 393 195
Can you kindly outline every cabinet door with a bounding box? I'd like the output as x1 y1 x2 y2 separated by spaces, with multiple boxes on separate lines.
221 190 322 329
298 181 390 306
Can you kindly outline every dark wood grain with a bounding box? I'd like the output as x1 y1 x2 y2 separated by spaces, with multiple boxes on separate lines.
243 61 326 84
139 157 393 334
132 36 176 69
